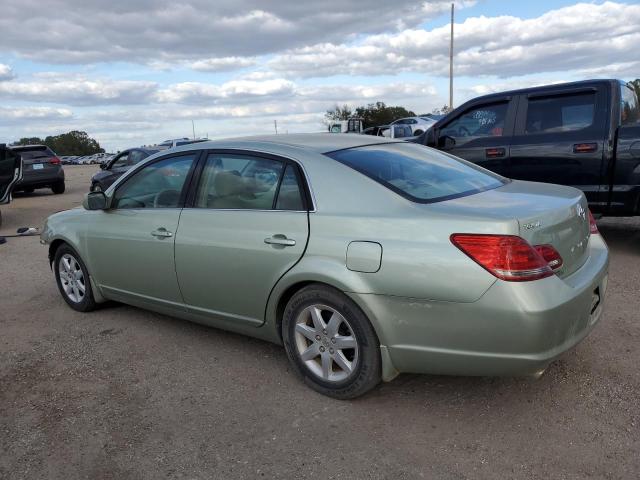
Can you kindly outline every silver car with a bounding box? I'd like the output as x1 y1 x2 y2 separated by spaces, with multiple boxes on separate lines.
41 134 609 398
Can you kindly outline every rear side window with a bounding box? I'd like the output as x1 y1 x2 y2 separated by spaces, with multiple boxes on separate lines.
194 153 307 211
525 92 595 134
326 143 505 203
621 84 639 125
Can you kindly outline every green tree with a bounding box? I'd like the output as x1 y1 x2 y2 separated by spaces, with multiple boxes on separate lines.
324 101 416 129
325 104 354 122
14 137 44 146
44 131 104 156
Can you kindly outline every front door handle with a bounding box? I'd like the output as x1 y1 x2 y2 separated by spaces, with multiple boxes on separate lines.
485 147 506 158
151 228 173 239
264 235 296 247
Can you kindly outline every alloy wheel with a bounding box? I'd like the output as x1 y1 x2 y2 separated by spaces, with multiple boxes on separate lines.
58 253 86 303
293 304 359 382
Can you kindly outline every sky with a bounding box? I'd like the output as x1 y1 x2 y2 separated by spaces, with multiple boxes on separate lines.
0 0 638 152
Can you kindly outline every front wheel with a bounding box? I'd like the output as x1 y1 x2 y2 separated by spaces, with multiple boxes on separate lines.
51 181 65 194
282 284 381 399
53 244 96 312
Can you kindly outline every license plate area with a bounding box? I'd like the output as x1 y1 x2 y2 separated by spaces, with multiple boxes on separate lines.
32 163 44 170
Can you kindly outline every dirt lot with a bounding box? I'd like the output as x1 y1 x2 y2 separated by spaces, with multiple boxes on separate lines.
1 165 638 479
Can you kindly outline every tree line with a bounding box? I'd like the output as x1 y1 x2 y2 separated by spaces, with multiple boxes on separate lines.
12 130 104 156
324 101 450 129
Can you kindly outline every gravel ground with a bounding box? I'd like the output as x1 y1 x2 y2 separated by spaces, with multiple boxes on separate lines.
1 165 638 479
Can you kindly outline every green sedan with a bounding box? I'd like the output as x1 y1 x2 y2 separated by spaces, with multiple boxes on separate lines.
41 134 609 399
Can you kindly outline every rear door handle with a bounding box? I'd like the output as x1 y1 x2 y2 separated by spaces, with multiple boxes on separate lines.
485 147 506 158
151 228 173 239
264 235 296 247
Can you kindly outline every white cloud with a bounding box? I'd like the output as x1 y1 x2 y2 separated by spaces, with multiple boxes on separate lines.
0 106 73 124
190 57 256 72
0 64 15 81
0 0 472 64
269 1 640 79
0 75 158 105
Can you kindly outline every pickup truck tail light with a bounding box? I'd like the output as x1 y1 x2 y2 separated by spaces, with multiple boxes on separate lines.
49 156 61 165
450 234 553 282
588 210 599 234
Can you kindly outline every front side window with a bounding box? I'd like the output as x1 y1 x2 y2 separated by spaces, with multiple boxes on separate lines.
128 150 148 165
326 142 505 203
621 84 639 125
525 92 596 134
111 152 130 169
112 153 195 209
440 102 508 144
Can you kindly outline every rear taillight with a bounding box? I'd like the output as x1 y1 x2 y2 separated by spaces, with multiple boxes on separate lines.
450 234 553 282
588 210 599 234
50 156 61 165
534 244 563 270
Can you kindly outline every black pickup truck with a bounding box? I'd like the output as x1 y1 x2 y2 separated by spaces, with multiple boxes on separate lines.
420 79 640 216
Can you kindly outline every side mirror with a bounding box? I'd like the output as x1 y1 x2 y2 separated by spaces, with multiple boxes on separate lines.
83 191 108 210
438 135 456 149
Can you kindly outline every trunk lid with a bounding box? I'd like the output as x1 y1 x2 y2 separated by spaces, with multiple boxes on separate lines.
432 180 591 278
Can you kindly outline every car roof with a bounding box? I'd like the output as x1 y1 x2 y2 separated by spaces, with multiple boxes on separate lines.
180 133 401 154
10 144 50 150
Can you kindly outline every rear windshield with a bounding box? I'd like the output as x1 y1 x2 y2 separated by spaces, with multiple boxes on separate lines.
12 146 55 160
326 142 505 203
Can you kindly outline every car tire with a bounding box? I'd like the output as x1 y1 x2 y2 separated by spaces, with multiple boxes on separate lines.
51 181 65 194
53 244 97 312
23 187 35 194
413 129 424 136
282 284 381 399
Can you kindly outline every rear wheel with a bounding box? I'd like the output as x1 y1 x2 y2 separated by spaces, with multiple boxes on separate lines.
51 181 65 194
53 244 96 312
23 187 35 194
282 284 381 399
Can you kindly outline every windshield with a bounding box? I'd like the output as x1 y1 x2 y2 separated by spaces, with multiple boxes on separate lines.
326 142 505 203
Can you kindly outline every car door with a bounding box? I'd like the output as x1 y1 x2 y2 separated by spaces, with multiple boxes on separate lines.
508 86 607 207
174 150 310 327
85 152 199 306
0 145 22 205
433 98 516 176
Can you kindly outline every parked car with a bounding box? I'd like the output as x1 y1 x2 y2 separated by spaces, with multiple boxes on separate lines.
419 79 640 216
362 125 414 138
90 147 161 192
9 145 65 194
157 138 209 148
390 116 436 136
0 144 23 227
42 134 608 399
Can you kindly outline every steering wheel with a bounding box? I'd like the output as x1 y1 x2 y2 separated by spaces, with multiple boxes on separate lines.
457 126 471 137
153 189 181 208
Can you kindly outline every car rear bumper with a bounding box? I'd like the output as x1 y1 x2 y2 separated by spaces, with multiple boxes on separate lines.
17 167 65 189
349 234 609 378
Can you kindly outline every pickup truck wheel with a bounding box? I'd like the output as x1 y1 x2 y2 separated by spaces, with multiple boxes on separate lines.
51 181 65 194
53 244 96 312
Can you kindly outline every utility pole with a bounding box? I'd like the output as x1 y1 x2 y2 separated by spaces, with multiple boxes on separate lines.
274 120 278 134
449 2 454 111
191 120 196 140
